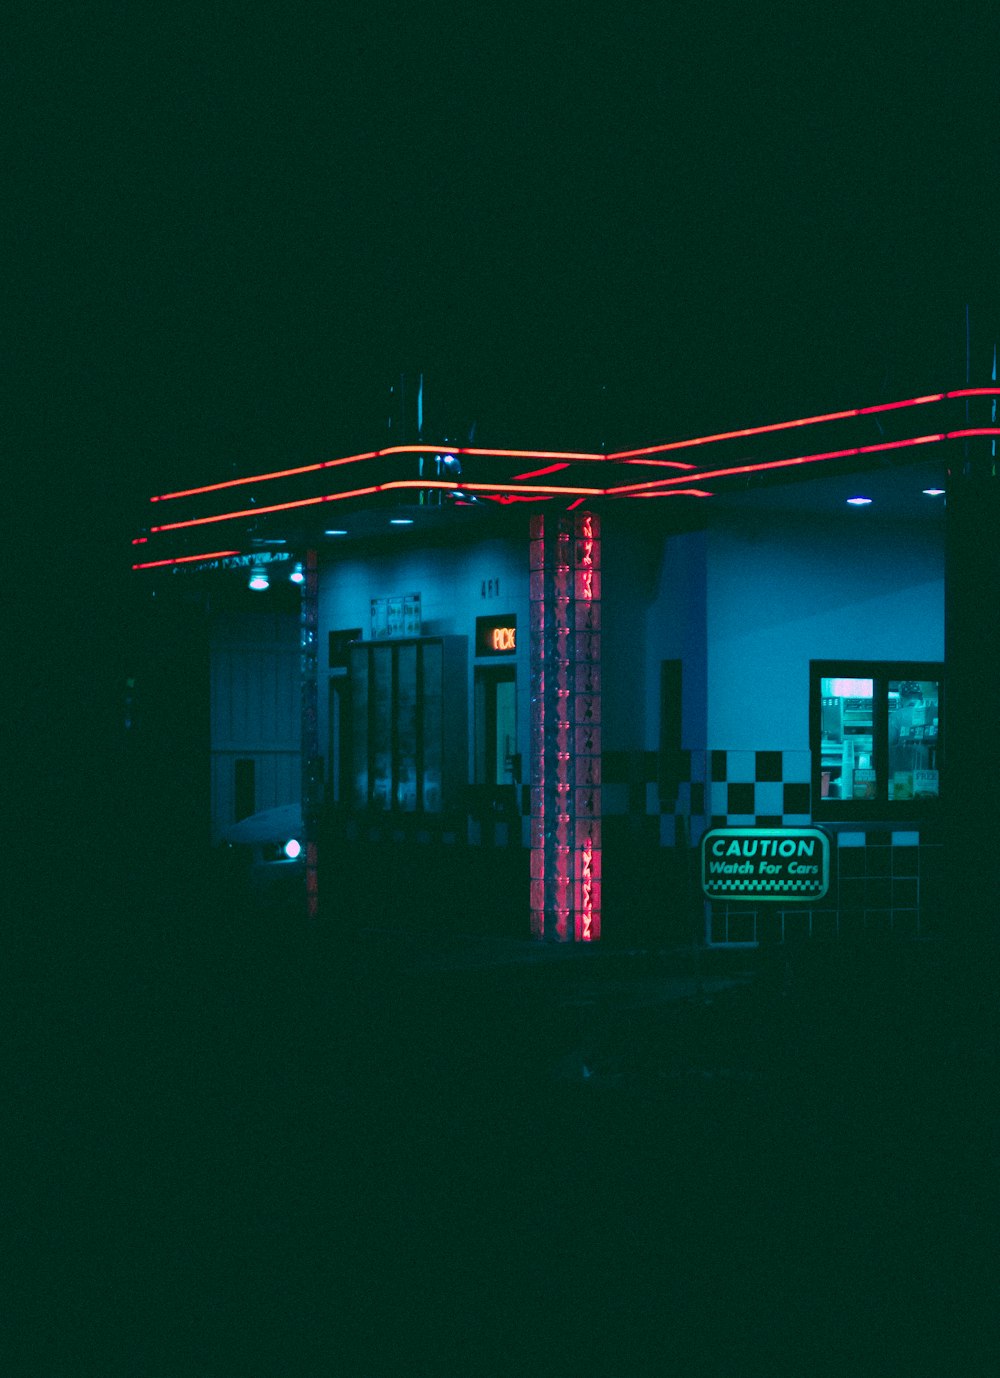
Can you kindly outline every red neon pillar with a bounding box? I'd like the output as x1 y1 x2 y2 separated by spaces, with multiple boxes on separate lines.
529 512 602 941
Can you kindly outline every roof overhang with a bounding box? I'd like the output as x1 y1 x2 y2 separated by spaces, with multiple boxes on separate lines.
131 386 998 572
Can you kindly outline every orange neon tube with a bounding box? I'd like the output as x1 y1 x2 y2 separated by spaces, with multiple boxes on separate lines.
146 388 1000 505
147 479 607 533
150 444 609 503
143 428 1000 532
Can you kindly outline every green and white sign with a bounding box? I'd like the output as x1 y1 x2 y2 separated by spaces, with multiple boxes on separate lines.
701 827 830 903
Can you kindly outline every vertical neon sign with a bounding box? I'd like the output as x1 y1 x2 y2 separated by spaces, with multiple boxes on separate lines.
529 512 601 941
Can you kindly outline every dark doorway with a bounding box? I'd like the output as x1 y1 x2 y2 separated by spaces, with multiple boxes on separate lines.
475 666 517 786
235 759 256 821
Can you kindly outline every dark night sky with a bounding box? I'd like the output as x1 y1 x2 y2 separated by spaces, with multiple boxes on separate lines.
11 6 997 580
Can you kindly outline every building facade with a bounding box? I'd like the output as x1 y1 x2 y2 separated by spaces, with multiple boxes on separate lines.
133 382 998 945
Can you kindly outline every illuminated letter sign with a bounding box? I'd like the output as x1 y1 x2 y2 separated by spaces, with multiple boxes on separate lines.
700 827 830 902
477 614 517 657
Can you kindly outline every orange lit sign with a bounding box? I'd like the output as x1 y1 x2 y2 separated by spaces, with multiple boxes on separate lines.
476 613 517 656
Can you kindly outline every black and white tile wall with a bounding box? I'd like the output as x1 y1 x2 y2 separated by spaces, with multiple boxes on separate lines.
653 748 943 944
332 746 944 942
707 830 944 944
658 749 813 846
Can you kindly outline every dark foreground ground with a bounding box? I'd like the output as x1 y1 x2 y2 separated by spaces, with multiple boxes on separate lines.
15 835 998 1375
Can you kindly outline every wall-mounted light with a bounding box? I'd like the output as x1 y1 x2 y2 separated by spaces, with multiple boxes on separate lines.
289 562 305 584
283 839 302 860
324 529 348 536
249 567 269 590
390 518 414 526
922 488 945 496
846 496 872 506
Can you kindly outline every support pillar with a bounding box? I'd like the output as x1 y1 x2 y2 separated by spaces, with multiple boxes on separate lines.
944 418 999 957
300 548 320 920
529 511 602 941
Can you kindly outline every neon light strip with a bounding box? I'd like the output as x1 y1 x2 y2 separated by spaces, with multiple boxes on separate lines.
146 388 1000 505
606 388 1000 460
139 424 1000 538
143 427 1000 533
463 480 605 496
454 445 604 460
147 479 606 533
624 458 708 468
479 494 556 504
607 429 1000 495
150 491 373 532
132 550 241 570
151 444 607 502
132 537 147 544
510 463 570 479
629 488 715 498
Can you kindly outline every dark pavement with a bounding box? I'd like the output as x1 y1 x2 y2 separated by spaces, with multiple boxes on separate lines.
17 833 997 1374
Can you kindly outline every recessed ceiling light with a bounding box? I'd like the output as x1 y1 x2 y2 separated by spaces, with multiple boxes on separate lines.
324 529 348 535
390 518 414 526
846 496 872 506
922 488 945 497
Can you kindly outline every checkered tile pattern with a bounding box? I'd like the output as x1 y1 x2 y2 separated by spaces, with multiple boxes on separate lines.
707 828 944 946
658 751 943 945
662 748 813 845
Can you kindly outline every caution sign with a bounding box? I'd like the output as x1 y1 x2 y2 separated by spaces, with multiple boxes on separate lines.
701 827 830 903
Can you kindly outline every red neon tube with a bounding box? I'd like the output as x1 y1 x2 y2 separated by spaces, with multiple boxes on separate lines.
510 463 570 479
628 488 715 498
144 427 1000 532
138 423 1000 536
623 459 703 469
132 550 241 570
146 388 1000 504
606 388 1000 461
607 429 1000 495
148 479 607 533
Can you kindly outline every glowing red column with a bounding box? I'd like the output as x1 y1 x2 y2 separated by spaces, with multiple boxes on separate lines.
529 512 601 941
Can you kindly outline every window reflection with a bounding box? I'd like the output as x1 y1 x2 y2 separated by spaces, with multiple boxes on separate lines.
820 677 875 800
889 680 940 799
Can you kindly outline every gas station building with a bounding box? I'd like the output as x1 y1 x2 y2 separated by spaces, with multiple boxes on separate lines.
131 379 999 947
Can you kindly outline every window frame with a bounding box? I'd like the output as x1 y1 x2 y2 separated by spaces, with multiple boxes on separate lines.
809 660 944 821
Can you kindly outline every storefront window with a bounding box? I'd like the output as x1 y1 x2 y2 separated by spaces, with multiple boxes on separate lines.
811 662 943 816
820 677 875 800
888 679 940 799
